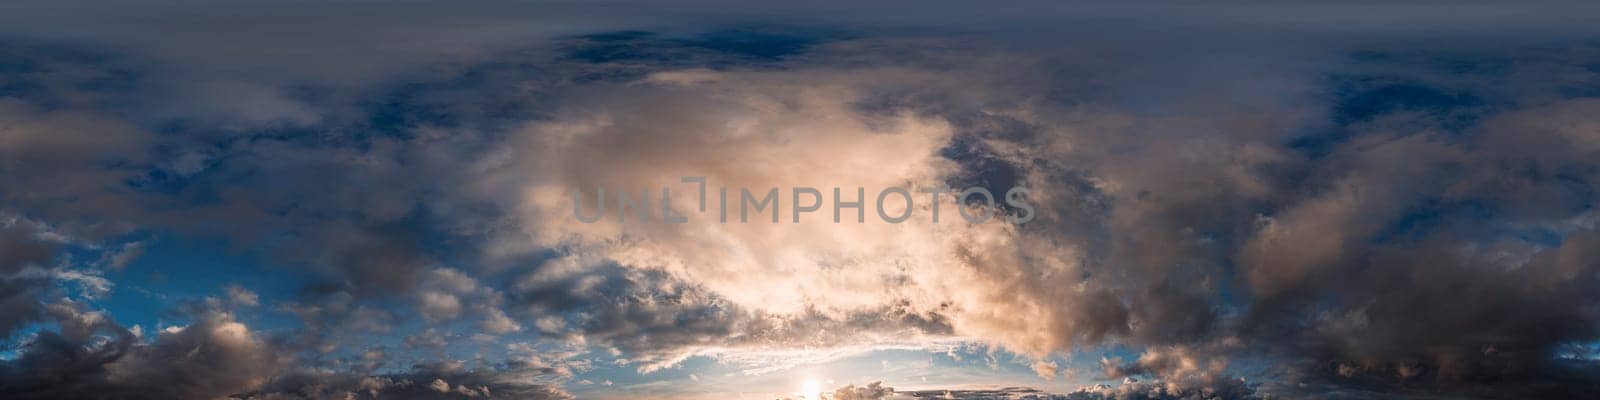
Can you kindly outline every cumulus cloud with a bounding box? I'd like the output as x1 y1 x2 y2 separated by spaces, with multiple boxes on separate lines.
0 305 280 400
226 285 262 307
102 312 280 399
830 381 899 400
238 359 573 400
419 291 466 322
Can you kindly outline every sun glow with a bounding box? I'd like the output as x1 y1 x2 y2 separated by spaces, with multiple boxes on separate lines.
799 378 822 400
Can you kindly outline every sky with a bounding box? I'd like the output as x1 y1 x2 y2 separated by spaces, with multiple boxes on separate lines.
3 1 1600 399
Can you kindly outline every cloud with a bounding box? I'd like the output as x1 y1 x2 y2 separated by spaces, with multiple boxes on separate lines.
814 378 1259 400
419 291 465 322
240 361 574 400
226 285 262 307
829 381 898 400
481 307 523 334
0 305 280 400
0 99 152 235
3 4 1600 398
0 219 59 337
1061 377 1259 400
101 312 280 399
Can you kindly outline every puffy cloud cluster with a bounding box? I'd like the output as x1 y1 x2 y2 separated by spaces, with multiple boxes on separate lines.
0 306 280 400
239 362 574 400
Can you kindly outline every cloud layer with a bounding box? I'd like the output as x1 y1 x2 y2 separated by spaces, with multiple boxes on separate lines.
2 2 1600 399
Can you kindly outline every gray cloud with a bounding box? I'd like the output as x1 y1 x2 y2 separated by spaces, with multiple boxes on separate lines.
239 362 573 400
0 303 279 400
0 220 59 337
